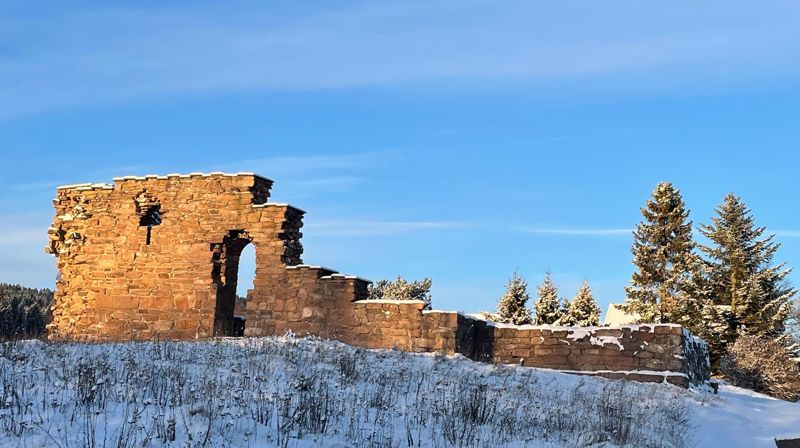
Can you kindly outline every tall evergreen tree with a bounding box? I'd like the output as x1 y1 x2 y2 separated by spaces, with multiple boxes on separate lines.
698 194 795 340
561 281 601 326
533 272 565 325
495 272 532 325
672 257 710 333
623 182 698 323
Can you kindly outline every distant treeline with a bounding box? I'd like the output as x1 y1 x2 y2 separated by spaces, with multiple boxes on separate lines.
0 283 53 340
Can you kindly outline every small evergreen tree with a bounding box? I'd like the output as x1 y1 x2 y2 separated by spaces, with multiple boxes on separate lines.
562 281 601 327
367 276 433 310
495 272 532 325
698 194 795 340
533 272 566 325
623 182 699 323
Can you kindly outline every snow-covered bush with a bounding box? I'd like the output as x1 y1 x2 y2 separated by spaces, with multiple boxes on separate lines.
720 335 800 401
367 275 432 309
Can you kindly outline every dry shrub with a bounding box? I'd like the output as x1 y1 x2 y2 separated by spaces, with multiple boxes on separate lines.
720 335 800 401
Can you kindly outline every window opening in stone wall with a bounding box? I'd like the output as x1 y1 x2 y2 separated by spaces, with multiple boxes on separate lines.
139 205 162 245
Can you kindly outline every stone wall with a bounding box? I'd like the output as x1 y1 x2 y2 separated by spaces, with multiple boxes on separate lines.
332 300 708 387
47 172 710 387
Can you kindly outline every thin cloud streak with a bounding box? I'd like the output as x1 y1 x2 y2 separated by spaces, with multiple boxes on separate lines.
307 220 635 238
209 149 397 199
515 227 634 236
306 220 473 237
208 149 398 178
10 181 64 192
6 164 158 192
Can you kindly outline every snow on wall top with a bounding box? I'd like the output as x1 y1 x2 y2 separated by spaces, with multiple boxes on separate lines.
54 182 114 191
463 313 682 332
284 264 337 272
56 172 274 190
319 273 372 283
353 299 427 305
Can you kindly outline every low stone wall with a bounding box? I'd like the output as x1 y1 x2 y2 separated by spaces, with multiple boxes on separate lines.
488 321 708 387
337 300 709 387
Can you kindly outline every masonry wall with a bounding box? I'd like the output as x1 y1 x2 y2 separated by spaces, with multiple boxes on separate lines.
333 300 709 387
47 172 710 387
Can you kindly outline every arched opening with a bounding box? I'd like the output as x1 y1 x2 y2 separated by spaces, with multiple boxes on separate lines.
236 243 256 321
211 230 254 337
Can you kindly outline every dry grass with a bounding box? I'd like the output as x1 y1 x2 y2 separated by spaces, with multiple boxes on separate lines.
0 336 693 447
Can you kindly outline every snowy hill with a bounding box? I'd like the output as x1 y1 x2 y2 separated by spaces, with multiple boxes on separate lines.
0 336 797 447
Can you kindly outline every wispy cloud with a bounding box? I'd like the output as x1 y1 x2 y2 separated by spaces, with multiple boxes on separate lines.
306 219 473 237
6 164 158 192
2 1 800 118
515 226 633 236
3 151 392 196
306 219 634 237
10 181 64 192
206 149 397 199
208 150 398 178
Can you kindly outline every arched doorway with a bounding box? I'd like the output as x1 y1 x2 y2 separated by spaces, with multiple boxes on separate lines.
236 243 256 321
211 230 254 336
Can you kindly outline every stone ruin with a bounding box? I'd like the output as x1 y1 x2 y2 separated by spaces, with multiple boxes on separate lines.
47 172 711 387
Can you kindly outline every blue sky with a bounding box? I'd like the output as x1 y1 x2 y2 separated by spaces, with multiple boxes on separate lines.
1 1 800 315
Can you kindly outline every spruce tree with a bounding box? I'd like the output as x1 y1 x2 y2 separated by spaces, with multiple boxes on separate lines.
623 182 698 323
562 281 601 327
533 272 565 325
698 194 795 340
673 257 711 333
495 272 532 325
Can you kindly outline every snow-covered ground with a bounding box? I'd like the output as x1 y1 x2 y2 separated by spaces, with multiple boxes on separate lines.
693 384 800 447
0 336 797 447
